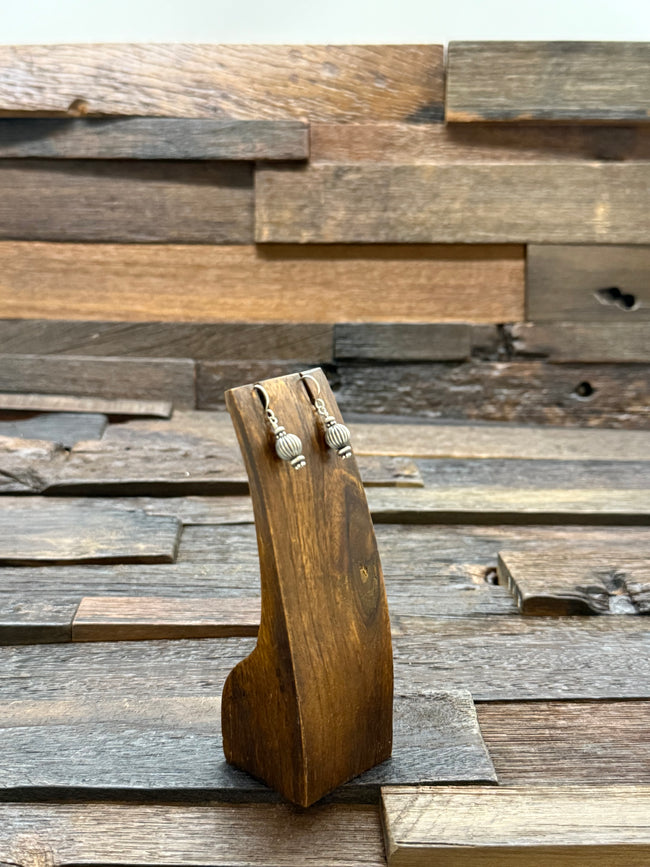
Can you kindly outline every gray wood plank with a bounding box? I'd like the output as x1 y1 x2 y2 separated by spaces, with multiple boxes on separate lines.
0 599 76 645
0 320 334 361
0 160 253 243
256 163 650 244
510 322 650 362
0 118 308 160
0 412 107 448
446 41 650 122
0 436 66 493
527 245 650 322
0 356 196 408
334 324 472 361
0 392 172 417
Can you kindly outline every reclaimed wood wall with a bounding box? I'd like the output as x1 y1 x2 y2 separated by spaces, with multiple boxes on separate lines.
0 42 648 427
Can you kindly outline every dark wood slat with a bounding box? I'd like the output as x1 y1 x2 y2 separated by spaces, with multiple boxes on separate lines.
0 801 385 867
0 392 172 417
446 41 650 122
498 550 650 614
0 599 76 645
527 245 650 322
0 356 196 408
256 163 650 244
0 44 444 121
0 412 107 448
0 118 308 160
334 324 472 361
0 321 334 361
476 701 650 785
0 690 494 798
0 502 181 565
0 160 253 243
382 785 650 867
334 361 650 428
511 323 650 362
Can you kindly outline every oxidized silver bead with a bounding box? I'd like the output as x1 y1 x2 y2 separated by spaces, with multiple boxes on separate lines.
274 428 306 470
324 418 352 459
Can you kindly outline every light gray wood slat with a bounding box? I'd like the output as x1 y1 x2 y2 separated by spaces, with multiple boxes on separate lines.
0 412 107 448
0 392 172 417
510 323 650 363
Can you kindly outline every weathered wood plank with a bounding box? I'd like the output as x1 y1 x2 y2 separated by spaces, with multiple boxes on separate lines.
256 163 650 244
0 691 494 798
335 361 650 428
382 785 650 867
0 321 334 361
0 801 386 867
511 323 650 362
0 356 196 408
0 412 107 448
0 502 181 565
334 324 472 361
476 701 650 785
0 436 66 493
0 160 253 243
0 118 309 160
527 245 650 322
498 550 650 614
0 44 444 121
311 121 650 163
0 392 172 417
0 242 524 323
0 599 76 645
446 41 650 122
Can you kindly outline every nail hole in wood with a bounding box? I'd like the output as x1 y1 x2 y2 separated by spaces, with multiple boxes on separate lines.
483 567 498 585
595 286 638 311
573 381 595 400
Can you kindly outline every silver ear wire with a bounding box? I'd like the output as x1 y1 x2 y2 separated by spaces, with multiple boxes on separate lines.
300 373 352 459
254 384 306 470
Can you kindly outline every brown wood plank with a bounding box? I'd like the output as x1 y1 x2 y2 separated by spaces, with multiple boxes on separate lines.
0 502 181 565
334 361 650 428
0 242 524 323
0 392 172 417
498 550 650 614
382 785 650 867
311 121 650 163
0 412 107 448
0 44 444 121
0 801 385 866
334 324 472 361
511 323 650 362
0 356 196 408
527 245 650 322
0 118 309 159
0 321 334 360
0 160 253 243
476 701 650 785
256 163 650 244
447 41 650 122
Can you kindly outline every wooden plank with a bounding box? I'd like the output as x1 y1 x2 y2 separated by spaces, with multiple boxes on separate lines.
0 436 66 493
0 412 107 447
0 801 385 867
0 691 494 797
334 323 471 361
382 785 650 867
256 163 650 244
527 245 650 322
0 598 76 645
392 615 650 700
0 392 172 417
0 242 524 323
511 323 650 362
311 121 650 163
72 596 261 640
476 701 650 785
498 551 650 614
0 118 309 160
0 44 444 121
335 361 650 428
0 320 334 360
0 356 196 408
0 160 253 243
0 502 181 564
446 41 650 122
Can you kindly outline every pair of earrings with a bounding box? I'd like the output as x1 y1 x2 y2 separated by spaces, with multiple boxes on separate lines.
254 374 352 471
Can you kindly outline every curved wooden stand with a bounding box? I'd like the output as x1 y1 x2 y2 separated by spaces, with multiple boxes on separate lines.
222 368 393 807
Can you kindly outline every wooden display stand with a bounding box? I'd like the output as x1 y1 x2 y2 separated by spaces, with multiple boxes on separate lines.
222 368 393 807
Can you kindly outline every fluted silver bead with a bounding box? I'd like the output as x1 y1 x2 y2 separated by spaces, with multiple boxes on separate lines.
324 418 352 458
274 428 306 470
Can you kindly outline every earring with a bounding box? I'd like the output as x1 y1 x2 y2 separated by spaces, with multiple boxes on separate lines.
254 383 306 470
300 374 352 459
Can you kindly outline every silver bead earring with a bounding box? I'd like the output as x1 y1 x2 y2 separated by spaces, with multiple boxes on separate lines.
300 374 352 459
254 383 306 470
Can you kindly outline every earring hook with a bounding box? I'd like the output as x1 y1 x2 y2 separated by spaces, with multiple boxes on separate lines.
253 383 271 412
299 372 321 395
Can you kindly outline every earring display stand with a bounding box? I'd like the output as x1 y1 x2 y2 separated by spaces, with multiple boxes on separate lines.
222 368 393 807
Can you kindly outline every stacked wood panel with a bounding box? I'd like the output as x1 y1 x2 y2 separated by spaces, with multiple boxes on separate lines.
0 42 646 426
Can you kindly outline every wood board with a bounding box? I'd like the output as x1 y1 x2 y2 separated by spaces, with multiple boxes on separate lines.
510 323 650 363
0 392 172 417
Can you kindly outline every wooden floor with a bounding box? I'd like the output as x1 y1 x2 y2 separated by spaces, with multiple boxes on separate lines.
1 406 649 865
